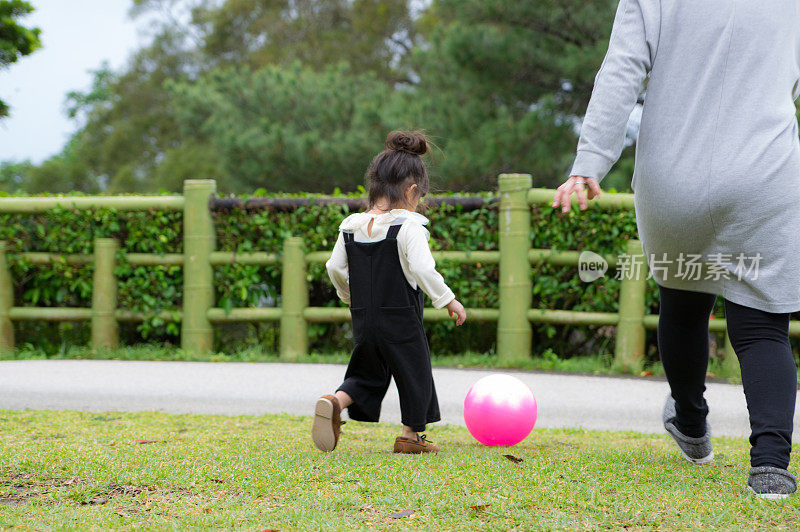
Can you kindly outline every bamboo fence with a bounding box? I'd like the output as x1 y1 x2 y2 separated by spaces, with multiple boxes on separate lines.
0 176 765 374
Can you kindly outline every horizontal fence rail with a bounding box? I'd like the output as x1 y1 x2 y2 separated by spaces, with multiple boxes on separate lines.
527 188 635 211
210 195 494 212
1 176 795 377
0 196 185 213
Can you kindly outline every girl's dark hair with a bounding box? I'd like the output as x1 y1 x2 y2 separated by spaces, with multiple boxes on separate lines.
366 130 431 211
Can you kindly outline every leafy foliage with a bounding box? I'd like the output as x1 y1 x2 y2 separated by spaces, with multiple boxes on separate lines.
167 62 394 192
423 0 618 115
189 0 417 83
0 0 41 117
0 188 738 363
2 0 638 194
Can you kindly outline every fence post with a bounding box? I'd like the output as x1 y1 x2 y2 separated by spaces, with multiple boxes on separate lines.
280 236 308 360
182 179 217 353
615 238 647 373
497 173 533 362
0 241 14 352
91 238 119 351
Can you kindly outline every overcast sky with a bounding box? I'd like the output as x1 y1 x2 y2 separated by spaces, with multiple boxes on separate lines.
0 1 145 164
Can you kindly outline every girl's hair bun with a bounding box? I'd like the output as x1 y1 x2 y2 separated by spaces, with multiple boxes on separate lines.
385 130 428 156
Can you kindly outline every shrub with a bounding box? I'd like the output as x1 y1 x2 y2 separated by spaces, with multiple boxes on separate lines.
0 187 742 362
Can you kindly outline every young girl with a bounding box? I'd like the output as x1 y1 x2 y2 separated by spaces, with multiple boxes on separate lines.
313 130 467 454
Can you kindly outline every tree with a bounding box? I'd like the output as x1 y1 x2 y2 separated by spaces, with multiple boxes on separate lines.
6 0 637 193
18 135 100 194
0 160 32 191
0 0 42 117
412 0 635 189
421 0 618 115
61 30 202 192
168 62 394 192
29 0 420 193
192 0 418 83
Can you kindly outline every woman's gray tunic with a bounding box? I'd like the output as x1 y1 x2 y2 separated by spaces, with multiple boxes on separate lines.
570 0 800 313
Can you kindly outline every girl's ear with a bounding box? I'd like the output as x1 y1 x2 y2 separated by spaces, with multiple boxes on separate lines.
405 183 418 205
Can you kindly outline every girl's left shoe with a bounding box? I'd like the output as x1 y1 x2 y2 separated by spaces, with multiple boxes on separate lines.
393 434 439 454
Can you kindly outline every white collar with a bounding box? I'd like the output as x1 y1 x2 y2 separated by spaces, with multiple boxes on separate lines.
339 208 429 231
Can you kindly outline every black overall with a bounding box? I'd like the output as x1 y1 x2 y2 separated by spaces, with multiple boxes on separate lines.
335 220 441 432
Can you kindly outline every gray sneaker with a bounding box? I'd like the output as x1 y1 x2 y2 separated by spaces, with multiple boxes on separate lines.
662 394 714 464
747 466 797 500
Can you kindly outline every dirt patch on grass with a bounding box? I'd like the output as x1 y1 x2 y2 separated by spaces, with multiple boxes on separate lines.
75 482 162 506
0 471 196 510
0 473 83 506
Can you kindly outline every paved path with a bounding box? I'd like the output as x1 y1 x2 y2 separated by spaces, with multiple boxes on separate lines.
0 360 797 437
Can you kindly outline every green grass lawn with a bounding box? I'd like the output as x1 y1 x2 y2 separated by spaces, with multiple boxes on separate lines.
1 410 799 530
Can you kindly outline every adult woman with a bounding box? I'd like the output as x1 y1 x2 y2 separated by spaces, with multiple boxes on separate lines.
553 0 800 499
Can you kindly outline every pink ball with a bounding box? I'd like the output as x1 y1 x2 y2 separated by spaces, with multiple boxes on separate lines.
463 374 538 446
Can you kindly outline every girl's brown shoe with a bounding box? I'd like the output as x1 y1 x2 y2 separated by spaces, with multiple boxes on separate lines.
393 434 440 454
312 395 344 452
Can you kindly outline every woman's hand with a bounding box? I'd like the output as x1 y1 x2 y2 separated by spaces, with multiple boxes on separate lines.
446 299 467 326
552 175 602 213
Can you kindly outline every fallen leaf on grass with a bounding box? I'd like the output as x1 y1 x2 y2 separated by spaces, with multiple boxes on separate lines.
503 454 523 464
204 508 213 514
209 479 225 484
387 509 414 519
469 504 491 512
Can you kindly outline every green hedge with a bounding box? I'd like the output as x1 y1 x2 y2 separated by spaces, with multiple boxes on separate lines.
0 188 755 361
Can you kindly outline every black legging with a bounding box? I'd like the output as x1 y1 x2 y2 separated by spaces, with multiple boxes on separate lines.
657 282 797 469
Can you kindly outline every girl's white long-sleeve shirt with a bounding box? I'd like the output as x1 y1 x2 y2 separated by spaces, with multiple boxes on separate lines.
325 208 456 310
